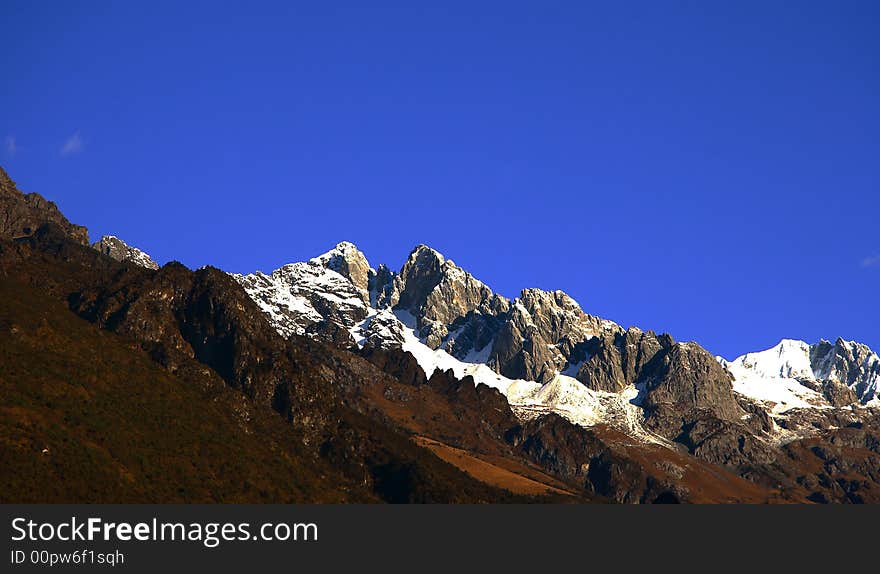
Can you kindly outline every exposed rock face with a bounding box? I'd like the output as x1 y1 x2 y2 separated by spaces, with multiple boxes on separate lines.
574 328 663 393
91 235 159 269
813 339 880 404
236 242 621 385
506 414 770 503
488 289 619 384
370 263 395 308
387 249 617 380
639 342 745 439
0 166 89 245
391 245 509 348
359 310 407 350
822 380 859 407
556 327 755 462
675 416 778 468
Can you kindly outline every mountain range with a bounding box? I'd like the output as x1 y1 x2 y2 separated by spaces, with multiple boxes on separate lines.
2 164 879 503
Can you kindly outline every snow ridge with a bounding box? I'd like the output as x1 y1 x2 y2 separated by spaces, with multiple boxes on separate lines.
720 338 880 411
233 241 878 447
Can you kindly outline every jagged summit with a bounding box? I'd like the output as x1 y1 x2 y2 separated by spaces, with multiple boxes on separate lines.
235 242 650 431
407 243 444 260
233 238 880 452
91 235 159 270
393 243 504 334
310 241 374 300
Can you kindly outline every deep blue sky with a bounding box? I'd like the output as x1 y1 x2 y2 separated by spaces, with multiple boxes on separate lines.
1 1 877 359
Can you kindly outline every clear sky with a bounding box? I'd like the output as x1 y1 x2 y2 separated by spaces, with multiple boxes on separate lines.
1 1 877 359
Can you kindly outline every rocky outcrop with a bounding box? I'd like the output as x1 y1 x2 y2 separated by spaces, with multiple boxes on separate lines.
370 264 395 307
822 380 859 407
639 342 745 437
91 235 159 269
0 166 89 245
506 413 772 503
361 345 427 387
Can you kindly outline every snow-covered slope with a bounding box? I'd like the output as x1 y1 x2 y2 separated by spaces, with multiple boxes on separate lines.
720 340 828 413
347 306 666 445
231 243 371 338
720 338 880 411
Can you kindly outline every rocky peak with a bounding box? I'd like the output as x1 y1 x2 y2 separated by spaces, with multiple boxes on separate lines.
391 245 448 314
0 165 89 245
392 244 509 337
91 235 159 270
310 241 373 302
485 289 620 385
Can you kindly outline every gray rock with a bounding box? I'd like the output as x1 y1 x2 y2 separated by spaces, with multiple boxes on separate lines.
822 380 859 407
575 328 662 393
370 263 395 308
392 245 508 330
639 341 745 439
91 235 159 270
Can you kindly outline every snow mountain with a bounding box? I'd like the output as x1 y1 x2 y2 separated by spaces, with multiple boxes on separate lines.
235 241 879 449
721 339 880 412
5 158 880 503
234 242 660 437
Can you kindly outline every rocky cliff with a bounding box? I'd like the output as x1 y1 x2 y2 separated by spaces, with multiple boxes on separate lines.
0 166 89 245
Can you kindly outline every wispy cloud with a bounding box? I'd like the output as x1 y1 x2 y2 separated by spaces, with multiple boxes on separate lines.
60 131 84 156
862 255 880 268
4 135 16 155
